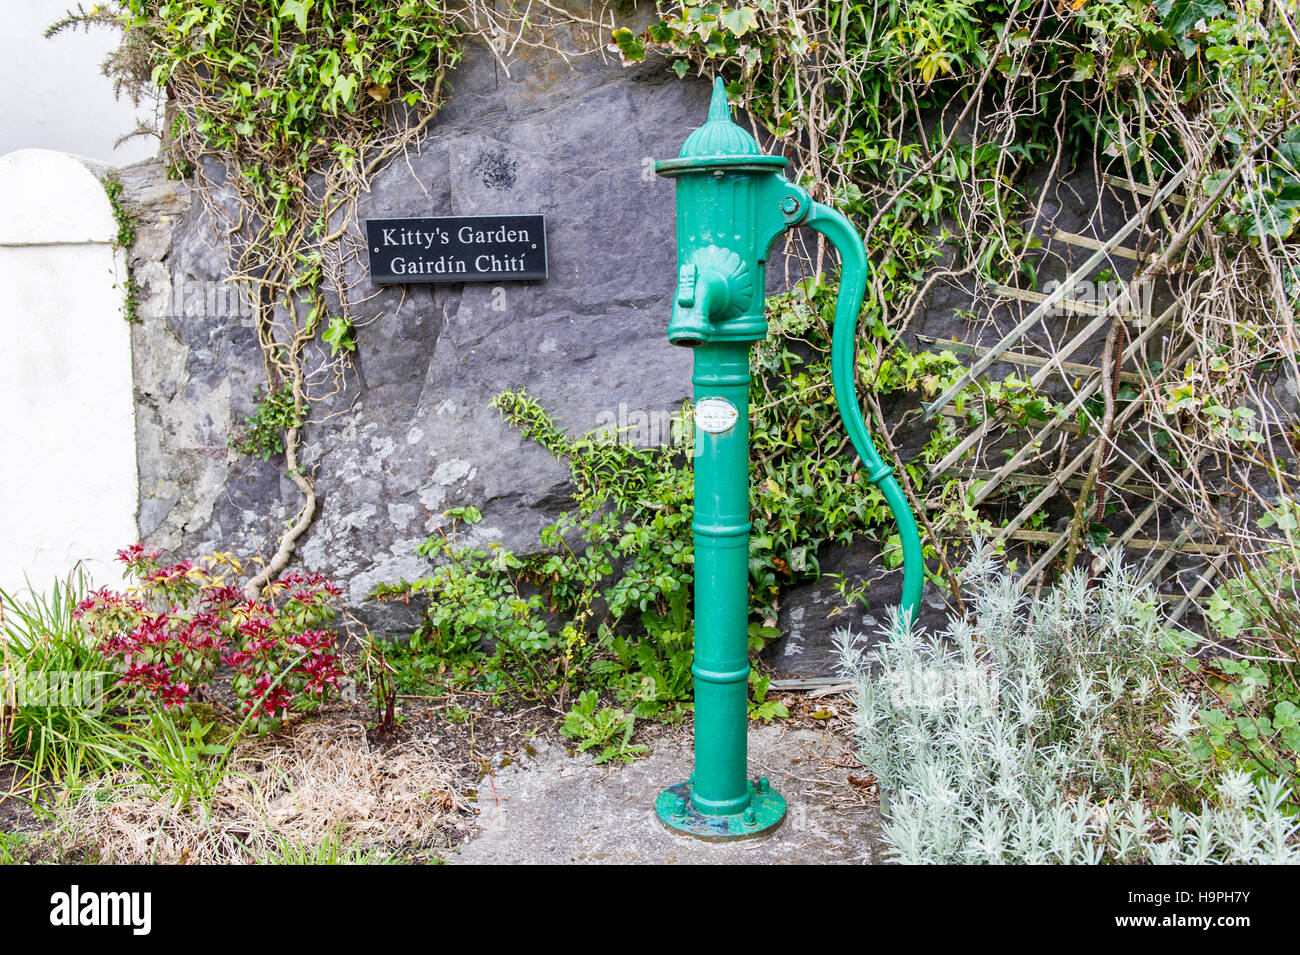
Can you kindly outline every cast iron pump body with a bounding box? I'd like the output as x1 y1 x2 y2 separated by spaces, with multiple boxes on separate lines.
653 79 924 840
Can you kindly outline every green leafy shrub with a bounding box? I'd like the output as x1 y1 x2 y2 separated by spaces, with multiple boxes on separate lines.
1183 548 1300 790
561 690 649 765
229 385 303 460
597 602 696 721
747 671 789 723
75 545 344 735
370 289 969 738
370 392 698 711
401 506 551 659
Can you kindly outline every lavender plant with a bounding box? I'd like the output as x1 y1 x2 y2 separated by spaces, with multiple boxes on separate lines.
838 542 1300 864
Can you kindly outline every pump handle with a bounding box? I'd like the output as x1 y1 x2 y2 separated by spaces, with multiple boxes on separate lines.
799 201 924 631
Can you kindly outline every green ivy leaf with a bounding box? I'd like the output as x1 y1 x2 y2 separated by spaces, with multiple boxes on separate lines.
331 74 359 112
1273 700 1300 729
1156 0 1227 54
1087 523 1112 548
611 28 645 62
1071 51 1095 81
720 7 759 36
1242 188 1300 241
278 0 313 33
1158 0 1226 35
322 316 355 356
1235 715 1259 741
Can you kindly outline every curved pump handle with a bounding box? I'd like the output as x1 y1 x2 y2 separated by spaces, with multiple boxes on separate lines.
782 196 924 632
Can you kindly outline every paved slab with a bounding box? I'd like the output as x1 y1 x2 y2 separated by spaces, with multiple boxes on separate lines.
454 721 878 864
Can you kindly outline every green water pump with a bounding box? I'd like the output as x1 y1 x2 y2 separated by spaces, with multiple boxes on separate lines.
652 79 924 840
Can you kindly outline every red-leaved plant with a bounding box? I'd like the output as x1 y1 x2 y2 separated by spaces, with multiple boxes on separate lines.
75 545 345 734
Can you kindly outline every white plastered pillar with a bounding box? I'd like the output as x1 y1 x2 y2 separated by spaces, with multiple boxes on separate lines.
0 148 138 595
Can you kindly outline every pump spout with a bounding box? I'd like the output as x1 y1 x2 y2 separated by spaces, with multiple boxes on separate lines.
667 261 729 347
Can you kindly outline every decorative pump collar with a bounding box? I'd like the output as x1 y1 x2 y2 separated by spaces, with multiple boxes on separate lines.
656 78 787 175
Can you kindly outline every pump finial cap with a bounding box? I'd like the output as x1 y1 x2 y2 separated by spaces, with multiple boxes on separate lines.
707 77 732 123
678 77 763 160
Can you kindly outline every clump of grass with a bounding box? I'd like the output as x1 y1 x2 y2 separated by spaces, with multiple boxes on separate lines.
0 830 30 863
252 827 393 865
1 570 140 789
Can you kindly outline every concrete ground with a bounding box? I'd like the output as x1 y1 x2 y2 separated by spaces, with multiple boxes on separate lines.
454 721 879 864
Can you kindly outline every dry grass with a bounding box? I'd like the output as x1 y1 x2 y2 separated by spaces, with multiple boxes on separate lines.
52 719 472 864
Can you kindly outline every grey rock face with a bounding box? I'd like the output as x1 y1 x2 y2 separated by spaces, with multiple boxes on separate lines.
125 155 292 581
307 50 713 630
761 543 956 678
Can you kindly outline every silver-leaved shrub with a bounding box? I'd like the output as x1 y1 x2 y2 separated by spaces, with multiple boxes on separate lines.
838 542 1299 864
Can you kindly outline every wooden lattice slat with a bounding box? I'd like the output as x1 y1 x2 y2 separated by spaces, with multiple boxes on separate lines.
914 169 1229 604
1050 229 1143 261
1170 553 1231 622
928 300 1178 480
915 334 1146 385
921 165 1191 421
964 307 1181 506
944 466 1160 497
1137 521 1199 587
1006 528 1228 556
1103 173 1188 207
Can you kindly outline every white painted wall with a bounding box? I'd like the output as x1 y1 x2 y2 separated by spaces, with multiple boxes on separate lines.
0 149 138 595
0 1 156 166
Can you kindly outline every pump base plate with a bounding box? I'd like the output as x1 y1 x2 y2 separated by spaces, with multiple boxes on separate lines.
654 780 786 841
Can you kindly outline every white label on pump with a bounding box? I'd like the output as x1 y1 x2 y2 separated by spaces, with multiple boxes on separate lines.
694 396 739 435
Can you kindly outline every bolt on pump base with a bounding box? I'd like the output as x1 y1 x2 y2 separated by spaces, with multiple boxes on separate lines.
652 79 924 842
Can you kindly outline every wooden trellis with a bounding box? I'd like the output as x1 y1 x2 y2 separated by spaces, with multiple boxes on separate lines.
919 170 1220 615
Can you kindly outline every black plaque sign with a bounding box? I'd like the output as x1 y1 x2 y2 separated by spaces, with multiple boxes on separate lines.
365 214 547 284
